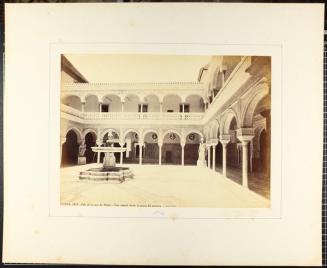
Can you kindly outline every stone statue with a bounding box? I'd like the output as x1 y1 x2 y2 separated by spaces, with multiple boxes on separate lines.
78 143 87 157
197 140 207 167
77 142 87 165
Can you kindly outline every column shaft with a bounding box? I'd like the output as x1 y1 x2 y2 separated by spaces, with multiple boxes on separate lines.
181 146 185 166
139 144 143 165
212 145 216 171
222 143 227 177
208 146 211 169
159 145 162 165
242 142 249 188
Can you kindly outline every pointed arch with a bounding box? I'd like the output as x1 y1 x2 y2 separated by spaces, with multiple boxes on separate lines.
65 126 82 143
123 128 140 140
82 128 97 140
100 128 120 141
142 129 159 141
162 129 182 141
184 129 204 141
220 108 239 135
210 119 220 139
242 82 270 127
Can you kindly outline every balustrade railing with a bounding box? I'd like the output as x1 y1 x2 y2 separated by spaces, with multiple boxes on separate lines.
61 105 204 121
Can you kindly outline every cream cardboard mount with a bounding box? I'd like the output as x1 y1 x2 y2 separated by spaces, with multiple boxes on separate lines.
3 3 324 266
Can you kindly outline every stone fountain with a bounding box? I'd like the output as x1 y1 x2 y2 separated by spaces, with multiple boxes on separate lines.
79 130 133 183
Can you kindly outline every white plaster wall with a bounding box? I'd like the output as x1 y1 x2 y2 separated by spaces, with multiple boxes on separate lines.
185 132 201 144
103 95 122 112
144 132 158 143
124 95 140 112
145 95 160 112
124 100 138 112
162 95 181 112
62 95 82 111
163 133 181 144
185 95 204 112
85 95 99 112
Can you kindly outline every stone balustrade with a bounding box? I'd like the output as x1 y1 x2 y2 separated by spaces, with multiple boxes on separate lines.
61 104 204 122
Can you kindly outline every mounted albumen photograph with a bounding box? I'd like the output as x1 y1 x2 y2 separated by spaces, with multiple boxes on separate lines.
60 54 271 208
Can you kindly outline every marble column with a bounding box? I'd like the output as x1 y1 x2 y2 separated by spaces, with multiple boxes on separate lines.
121 102 124 112
99 102 102 113
207 145 211 169
160 102 163 113
249 140 253 173
220 139 229 177
140 103 143 119
241 140 250 188
81 102 85 112
212 144 217 171
181 143 185 166
158 143 162 165
139 142 143 165
237 129 255 188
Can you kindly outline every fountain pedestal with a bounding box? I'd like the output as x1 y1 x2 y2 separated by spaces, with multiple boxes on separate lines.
79 146 133 183
103 152 116 168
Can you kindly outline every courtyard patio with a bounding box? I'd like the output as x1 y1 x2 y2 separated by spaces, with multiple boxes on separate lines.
61 164 270 208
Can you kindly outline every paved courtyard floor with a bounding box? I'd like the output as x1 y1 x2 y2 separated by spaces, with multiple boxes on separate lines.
61 164 270 208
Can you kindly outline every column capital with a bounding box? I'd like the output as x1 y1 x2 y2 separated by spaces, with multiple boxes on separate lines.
211 138 219 146
219 134 230 145
205 143 212 148
237 128 255 144
157 138 163 147
139 141 144 147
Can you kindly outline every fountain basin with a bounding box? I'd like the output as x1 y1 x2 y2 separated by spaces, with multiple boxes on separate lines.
79 146 133 183
79 167 133 183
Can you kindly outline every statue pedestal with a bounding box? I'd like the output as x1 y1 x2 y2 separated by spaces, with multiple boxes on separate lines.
197 160 207 167
103 152 116 168
78 156 86 165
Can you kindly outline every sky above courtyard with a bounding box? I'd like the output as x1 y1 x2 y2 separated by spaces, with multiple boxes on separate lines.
65 54 211 83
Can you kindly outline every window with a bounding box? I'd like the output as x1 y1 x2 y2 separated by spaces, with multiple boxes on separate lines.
138 104 148 112
184 104 190 113
101 104 109 112
179 104 190 113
